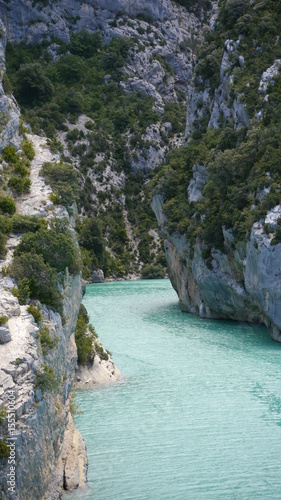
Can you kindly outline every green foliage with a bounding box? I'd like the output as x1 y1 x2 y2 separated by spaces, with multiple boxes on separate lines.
16 63 54 104
12 277 31 304
36 326 58 355
0 196 16 215
0 315 8 325
0 439 10 459
11 254 62 311
0 232 7 259
8 176 31 194
34 364 58 392
94 342 109 361
15 220 81 274
141 264 165 279
2 145 17 164
174 0 211 8
11 214 46 233
74 305 95 366
41 161 79 206
27 304 42 323
69 30 102 58
21 139 35 160
271 218 281 245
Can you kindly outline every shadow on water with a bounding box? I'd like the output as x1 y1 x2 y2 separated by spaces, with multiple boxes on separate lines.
143 299 280 352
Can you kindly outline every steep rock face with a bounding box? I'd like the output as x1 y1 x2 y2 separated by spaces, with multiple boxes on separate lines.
0 135 87 499
186 33 249 138
0 0 202 172
153 195 281 342
0 18 20 151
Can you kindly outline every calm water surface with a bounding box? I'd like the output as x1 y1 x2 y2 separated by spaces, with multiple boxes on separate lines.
69 279 281 500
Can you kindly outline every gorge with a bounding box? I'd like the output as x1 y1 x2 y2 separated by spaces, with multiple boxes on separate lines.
0 0 281 498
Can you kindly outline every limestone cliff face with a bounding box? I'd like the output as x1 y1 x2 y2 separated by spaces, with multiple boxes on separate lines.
0 133 88 498
0 0 202 173
0 18 20 151
151 2 281 342
152 192 281 342
0 0 196 43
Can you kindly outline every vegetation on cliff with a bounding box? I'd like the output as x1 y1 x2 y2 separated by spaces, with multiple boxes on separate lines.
4 29 181 278
153 0 281 254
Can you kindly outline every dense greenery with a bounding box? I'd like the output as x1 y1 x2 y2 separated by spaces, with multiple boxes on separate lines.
74 304 110 366
153 0 281 254
10 218 81 312
41 161 79 207
0 139 35 258
34 364 58 393
5 30 182 277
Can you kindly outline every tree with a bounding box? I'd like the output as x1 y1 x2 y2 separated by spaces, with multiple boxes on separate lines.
16 63 54 104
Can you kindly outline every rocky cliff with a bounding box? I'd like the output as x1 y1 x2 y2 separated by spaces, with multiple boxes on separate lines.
0 18 20 152
0 133 88 499
152 1 281 342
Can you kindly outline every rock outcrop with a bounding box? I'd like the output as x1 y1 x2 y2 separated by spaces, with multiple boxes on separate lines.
0 0 203 172
0 18 20 152
0 134 88 499
153 196 281 342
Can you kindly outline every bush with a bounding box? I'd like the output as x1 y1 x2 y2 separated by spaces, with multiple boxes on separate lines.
34 365 58 392
12 215 46 233
74 305 99 365
0 315 8 325
0 196 16 215
0 232 7 258
41 161 79 206
2 145 17 164
36 326 58 355
0 439 10 459
14 219 81 274
21 139 35 160
8 176 31 194
11 253 63 312
141 264 165 279
27 304 42 323
16 63 54 104
95 342 109 361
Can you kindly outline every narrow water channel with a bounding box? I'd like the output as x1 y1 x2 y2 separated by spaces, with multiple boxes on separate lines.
69 279 281 500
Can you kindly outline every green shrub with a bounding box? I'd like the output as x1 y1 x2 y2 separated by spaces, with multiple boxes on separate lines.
0 196 16 215
0 232 7 259
36 326 58 355
27 304 42 323
16 63 54 104
14 219 81 274
74 305 96 365
95 342 109 361
141 264 165 279
0 439 10 459
12 214 46 233
8 176 31 194
12 277 31 304
2 145 17 164
41 161 79 206
21 139 35 160
0 315 8 325
11 253 62 312
34 365 58 392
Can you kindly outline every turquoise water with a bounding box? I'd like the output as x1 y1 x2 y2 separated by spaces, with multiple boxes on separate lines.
69 279 281 500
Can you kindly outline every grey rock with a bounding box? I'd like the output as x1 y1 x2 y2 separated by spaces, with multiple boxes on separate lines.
187 164 207 203
0 325 11 343
92 269 105 283
152 195 281 341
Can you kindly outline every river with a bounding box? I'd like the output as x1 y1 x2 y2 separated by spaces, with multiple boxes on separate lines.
69 279 281 500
